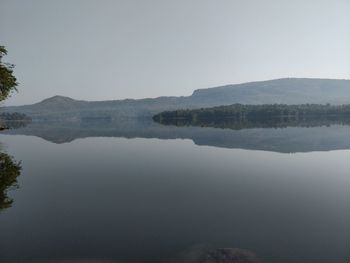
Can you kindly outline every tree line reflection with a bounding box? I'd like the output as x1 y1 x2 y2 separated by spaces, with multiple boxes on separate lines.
0 152 21 211
155 115 350 130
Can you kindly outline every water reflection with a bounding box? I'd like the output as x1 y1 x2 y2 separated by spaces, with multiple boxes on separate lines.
0 116 31 130
1 130 350 263
154 115 350 130
0 119 28 211
0 151 21 211
4 117 350 153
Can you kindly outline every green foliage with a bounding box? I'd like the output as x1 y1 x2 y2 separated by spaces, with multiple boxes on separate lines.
0 46 18 101
0 152 21 211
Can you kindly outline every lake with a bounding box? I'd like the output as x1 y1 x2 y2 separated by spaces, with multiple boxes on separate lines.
1 120 350 263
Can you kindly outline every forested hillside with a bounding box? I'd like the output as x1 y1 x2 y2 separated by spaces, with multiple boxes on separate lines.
153 104 350 123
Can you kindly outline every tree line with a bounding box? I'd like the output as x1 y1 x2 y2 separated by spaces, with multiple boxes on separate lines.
153 104 350 123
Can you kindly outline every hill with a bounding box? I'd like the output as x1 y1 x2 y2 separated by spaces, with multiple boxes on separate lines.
191 78 350 104
2 78 350 120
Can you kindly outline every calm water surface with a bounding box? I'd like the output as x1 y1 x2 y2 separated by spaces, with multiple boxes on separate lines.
1 123 350 263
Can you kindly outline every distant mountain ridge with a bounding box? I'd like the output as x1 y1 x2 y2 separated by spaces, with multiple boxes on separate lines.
2 78 350 120
191 78 350 104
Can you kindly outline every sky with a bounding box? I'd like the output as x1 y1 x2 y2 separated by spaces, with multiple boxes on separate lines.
0 0 350 106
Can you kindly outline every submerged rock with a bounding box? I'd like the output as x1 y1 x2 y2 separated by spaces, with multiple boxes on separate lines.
164 245 261 263
203 248 261 263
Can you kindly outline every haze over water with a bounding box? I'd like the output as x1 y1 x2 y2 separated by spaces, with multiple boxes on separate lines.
1 121 350 263
1 1 350 262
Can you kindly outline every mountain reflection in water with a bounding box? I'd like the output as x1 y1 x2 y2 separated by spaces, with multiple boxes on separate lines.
3 117 350 153
1 118 350 263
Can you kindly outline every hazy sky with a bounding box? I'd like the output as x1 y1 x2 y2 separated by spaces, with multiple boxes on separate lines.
1 0 350 105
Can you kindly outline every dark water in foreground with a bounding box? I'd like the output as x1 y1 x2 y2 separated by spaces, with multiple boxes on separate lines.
1 120 350 263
